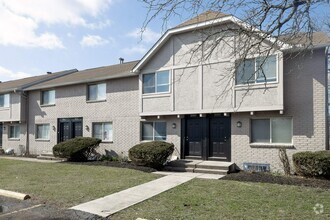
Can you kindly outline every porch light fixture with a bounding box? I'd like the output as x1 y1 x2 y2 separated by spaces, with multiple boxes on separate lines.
172 123 176 129
52 126 56 131
85 125 89 131
236 121 242 128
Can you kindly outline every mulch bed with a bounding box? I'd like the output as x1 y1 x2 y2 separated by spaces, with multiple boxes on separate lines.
222 171 330 189
64 160 157 173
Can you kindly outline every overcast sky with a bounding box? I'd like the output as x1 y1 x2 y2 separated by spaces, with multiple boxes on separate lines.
0 0 186 82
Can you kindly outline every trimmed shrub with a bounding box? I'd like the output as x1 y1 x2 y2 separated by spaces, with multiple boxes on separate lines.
53 137 101 161
129 141 174 169
293 151 330 179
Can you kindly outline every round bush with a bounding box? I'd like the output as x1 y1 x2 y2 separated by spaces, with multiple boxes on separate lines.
293 151 330 179
53 137 101 161
129 141 174 169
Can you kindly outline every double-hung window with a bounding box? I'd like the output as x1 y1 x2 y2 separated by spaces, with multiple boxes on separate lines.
251 118 292 144
143 71 170 94
88 83 106 101
36 124 50 140
9 125 20 139
141 122 166 141
93 122 113 141
0 94 10 108
236 55 277 84
41 90 55 105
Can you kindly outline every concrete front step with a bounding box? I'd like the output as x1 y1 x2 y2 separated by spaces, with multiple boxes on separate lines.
165 160 235 175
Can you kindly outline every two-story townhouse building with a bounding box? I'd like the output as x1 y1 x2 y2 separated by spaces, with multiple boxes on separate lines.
0 69 77 154
0 11 329 172
23 61 141 156
132 11 330 171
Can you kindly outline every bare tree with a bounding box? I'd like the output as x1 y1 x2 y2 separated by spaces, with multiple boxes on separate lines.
139 0 330 110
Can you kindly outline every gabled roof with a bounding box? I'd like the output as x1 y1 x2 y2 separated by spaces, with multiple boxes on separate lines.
279 31 330 46
176 11 229 28
0 69 78 93
25 60 139 91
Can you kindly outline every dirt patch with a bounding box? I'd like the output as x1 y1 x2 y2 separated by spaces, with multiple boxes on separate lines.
64 161 157 173
0 196 102 220
222 171 330 189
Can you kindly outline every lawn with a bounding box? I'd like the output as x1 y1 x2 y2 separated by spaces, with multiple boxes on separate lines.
0 158 158 207
112 179 330 220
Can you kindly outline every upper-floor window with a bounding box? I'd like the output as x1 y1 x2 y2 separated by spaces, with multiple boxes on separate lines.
9 125 20 139
36 124 50 140
143 71 170 94
251 117 292 144
236 55 277 85
41 90 55 105
0 94 10 108
141 121 166 141
93 122 113 142
88 83 106 101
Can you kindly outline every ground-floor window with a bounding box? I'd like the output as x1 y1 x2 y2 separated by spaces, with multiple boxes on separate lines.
92 122 113 142
251 117 292 144
9 125 20 139
36 124 50 140
141 121 166 141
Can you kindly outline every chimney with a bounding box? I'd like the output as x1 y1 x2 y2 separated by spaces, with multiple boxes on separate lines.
47 72 52 75
119 58 124 64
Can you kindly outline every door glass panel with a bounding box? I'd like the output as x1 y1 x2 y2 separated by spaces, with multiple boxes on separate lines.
142 122 153 140
154 122 166 140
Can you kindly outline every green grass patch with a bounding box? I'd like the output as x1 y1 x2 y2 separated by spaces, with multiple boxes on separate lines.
0 158 158 207
112 179 330 220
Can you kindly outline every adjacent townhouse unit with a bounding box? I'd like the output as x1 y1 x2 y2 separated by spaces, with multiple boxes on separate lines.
0 69 78 154
0 11 329 172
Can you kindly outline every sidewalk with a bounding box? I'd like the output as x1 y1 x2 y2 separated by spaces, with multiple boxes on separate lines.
70 174 198 217
0 156 59 163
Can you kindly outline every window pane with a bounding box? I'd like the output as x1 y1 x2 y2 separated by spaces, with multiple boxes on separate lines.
97 83 106 100
3 94 9 107
156 71 169 93
154 122 166 140
251 119 270 143
143 74 155 94
103 123 113 141
42 90 55 105
142 122 153 140
272 118 292 143
10 125 19 139
88 85 97 100
0 95 3 107
93 123 103 140
42 91 49 104
257 55 277 82
236 59 255 84
48 90 55 104
37 124 50 139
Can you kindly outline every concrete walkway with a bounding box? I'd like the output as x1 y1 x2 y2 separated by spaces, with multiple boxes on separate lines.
0 156 59 163
153 171 225 180
70 174 197 217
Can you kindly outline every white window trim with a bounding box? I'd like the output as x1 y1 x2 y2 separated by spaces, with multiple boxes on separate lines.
141 121 167 141
142 70 171 95
87 83 107 102
41 90 56 106
235 54 279 86
35 123 51 141
92 122 113 142
250 117 293 145
8 124 20 140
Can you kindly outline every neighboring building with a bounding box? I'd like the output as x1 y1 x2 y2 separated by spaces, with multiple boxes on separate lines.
0 11 329 172
0 69 78 154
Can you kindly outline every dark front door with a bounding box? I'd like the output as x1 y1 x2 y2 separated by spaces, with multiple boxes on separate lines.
58 118 83 143
185 118 203 157
0 123 3 146
183 115 231 161
209 117 231 160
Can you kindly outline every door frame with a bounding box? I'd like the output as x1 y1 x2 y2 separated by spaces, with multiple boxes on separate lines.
181 114 231 161
57 117 83 143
